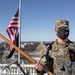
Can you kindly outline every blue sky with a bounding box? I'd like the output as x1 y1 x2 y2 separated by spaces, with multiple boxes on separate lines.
0 0 75 41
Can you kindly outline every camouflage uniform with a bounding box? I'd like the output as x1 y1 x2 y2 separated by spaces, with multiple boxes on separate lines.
36 20 75 75
51 40 75 75
37 40 75 75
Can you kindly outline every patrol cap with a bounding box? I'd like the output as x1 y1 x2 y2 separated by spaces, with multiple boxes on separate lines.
55 20 69 29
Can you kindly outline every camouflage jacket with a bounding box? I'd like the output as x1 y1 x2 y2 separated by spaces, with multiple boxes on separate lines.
36 40 75 75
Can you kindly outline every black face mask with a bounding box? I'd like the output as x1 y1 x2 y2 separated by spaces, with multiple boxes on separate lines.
57 29 69 39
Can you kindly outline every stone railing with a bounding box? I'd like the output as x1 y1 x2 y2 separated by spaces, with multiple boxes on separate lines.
0 64 37 75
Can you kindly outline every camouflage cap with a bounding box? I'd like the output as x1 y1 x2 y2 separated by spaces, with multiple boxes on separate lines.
55 20 69 28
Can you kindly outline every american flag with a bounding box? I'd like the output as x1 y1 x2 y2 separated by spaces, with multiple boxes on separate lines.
6 9 19 58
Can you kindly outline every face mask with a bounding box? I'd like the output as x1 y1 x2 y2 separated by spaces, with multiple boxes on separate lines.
57 29 69 39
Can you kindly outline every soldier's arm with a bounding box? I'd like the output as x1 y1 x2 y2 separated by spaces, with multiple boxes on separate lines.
35 55 49 75
35 44 54 75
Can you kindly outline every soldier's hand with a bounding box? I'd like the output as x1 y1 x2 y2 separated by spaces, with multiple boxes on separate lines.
35 61 44 71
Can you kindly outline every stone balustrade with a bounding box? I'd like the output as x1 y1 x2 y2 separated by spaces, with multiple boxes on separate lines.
0 64 37 75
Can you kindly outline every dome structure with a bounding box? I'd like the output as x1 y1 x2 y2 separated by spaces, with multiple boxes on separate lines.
35 41 47 57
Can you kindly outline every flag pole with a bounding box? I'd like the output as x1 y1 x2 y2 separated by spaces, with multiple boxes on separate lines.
18 0 22 75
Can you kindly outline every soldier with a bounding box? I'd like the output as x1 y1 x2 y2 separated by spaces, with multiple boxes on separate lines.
35 20 75 75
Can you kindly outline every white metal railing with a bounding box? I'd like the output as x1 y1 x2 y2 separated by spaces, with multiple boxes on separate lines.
0 64 37 75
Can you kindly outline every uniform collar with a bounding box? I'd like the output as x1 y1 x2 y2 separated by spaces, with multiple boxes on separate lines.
55 39 71 47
